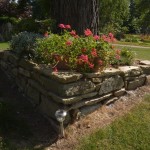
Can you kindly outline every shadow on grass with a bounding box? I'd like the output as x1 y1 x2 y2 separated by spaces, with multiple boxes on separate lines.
0 69 59 150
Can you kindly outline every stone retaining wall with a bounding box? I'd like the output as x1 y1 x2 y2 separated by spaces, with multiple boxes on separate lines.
0 50 150 124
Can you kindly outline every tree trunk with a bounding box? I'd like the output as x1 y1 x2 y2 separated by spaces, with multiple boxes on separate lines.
51 0 99 35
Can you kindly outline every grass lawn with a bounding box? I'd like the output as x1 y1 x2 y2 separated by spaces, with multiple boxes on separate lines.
0 42 10 51
116 46 150 60
77 95 150 150
116 41 150 47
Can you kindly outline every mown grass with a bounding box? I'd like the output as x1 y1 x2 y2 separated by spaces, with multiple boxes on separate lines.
116 46 150 60
116 41 150 47
77 95 150 150
0 42 10 51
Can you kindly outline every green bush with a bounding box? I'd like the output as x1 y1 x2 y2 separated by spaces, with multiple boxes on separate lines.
10 31 42 59
110 48 134 66
15 18 55 34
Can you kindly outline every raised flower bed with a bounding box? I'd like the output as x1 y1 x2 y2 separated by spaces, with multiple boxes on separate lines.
0 24 150 125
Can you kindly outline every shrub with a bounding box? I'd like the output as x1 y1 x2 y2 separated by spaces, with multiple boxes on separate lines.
35 24 117 72
110 48 134 66
10 31 42 59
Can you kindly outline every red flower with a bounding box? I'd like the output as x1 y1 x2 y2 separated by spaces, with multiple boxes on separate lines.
66 40 72 46
98 60 103 66
93 35 100 40
53 67 58 72
44 31 49 37
115 55 120 60
70 30 76 36
84 29 93 36
89 63 94 68
81 48 87 53
74 35 79 38
59 24 66 29
65 24 71 29
79 54 89 63
108 32 114 38
91 48 97 57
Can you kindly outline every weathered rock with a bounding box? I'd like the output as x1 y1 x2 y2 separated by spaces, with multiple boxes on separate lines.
95 83 101 91
140 60 150 66
2 51 10 61
99 75 124 95
16 75 28 91
39 95 71 124
69 93 112 110
139 65 150 75
48 91 98 104
114 88 126 97
79 102 102 116
18 67 30 77
40 76 96 97
0 51 4 59
19 59 37 71
91 77 103 83
0 61 7 69
119 66 142 77
146 75 150 85
26 85 40 105
8 53 18 66
11 68 18 77
85 67 122 78
28 79 47 96
104 97 118 105
127 75 146 90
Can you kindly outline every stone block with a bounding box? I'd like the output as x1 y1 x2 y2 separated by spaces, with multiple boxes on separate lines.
18 67 30 77
69 93 112 110
8 53 18 66
127 75 146 90
114 88 126 97
39 95 71 124
91 77 103 83
79 102 102 116
99 75 124 95
139 65 150 75
26 85 40 105
146 75 150 85
0 51 4 59
140 60 150 66
104 97 118 105
40 75 96 97
48 91 97 104
119 66 142 77
85 67 122 78
19 59 37 71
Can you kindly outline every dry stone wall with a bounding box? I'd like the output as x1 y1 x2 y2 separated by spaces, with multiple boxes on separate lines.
0 50 150 124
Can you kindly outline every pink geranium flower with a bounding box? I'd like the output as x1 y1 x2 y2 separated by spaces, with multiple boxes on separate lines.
44 31 49 37
98 60 103 66
59 24 66 29
65 24 71 29
53 67 58 72
91 48 97 57
93 35 100 40
89 63 94 68
84 29 93 36
66 40 72 46
79 54 89 63
70 30 76 36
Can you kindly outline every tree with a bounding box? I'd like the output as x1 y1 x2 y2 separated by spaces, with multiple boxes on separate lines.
99 0 130 34
51 0 100 35
137 0 150 34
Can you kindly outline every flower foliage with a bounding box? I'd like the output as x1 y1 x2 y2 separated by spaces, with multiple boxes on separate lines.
34 23 134 72
35 24 117 72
